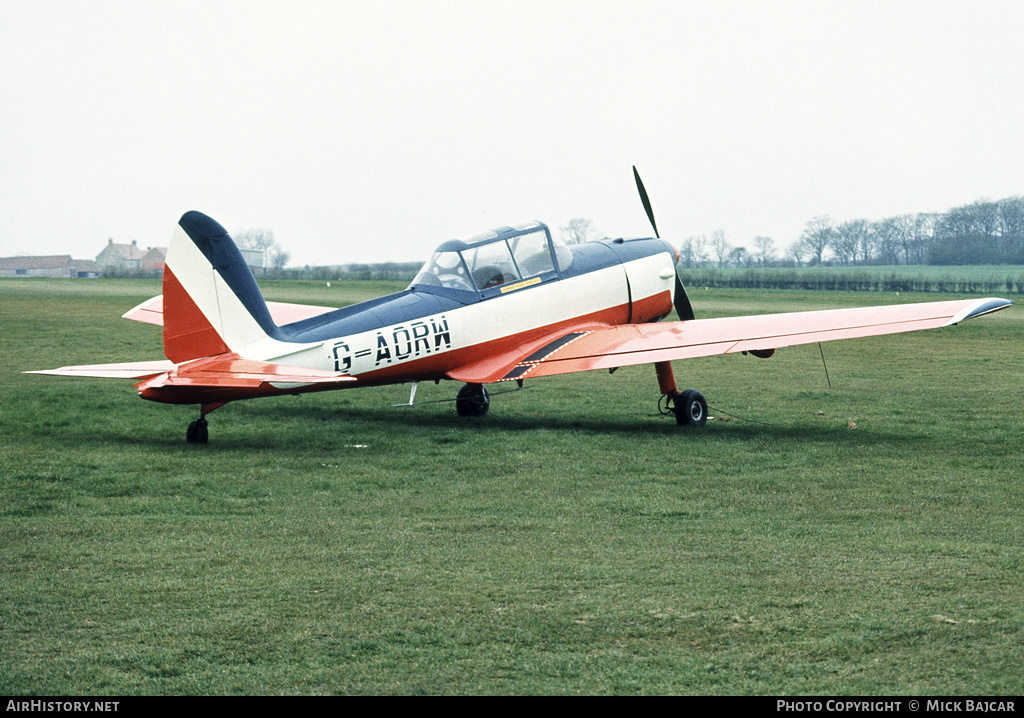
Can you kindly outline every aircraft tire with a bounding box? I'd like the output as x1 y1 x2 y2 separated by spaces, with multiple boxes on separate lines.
674 389 707 427
186 418 209 444
456 383 490 417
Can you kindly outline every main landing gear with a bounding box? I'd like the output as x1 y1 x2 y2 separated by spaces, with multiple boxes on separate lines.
672 388 708 427
655 361 708 428
456 382 490 417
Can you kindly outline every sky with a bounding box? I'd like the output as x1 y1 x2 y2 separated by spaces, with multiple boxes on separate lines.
2 0 1023 267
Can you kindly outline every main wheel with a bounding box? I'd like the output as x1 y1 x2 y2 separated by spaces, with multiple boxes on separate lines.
186 418 209 444
673 389 707 427
455 383 490 417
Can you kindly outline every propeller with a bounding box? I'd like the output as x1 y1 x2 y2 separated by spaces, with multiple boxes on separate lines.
632 165 695 321
633 165 660 239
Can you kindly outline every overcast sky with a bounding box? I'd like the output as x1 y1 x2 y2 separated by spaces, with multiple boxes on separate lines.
2 0 1022 267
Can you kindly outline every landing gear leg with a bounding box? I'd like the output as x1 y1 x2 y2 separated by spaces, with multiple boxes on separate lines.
455 383 490 417
186 402 226 444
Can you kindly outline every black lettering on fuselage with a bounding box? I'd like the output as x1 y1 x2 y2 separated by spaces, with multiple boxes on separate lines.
375 333 392 365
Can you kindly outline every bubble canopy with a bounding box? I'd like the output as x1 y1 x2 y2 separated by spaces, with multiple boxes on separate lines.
410 221 573 294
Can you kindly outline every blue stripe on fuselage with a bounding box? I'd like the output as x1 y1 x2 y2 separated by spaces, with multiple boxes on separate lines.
279 289 459 343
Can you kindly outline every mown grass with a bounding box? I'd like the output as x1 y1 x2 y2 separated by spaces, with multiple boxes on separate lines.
1 278 1022 695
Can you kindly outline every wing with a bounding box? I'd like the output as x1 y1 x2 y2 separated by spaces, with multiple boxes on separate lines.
447 297 1012 384
122 295 336 327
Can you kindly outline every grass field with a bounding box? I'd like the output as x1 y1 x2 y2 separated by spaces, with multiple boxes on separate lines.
2 278 1022 695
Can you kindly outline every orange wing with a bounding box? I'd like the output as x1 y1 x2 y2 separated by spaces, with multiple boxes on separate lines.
448 297 1012 384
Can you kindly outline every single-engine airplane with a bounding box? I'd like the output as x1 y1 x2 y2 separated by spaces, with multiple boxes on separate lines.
27 169 1012 443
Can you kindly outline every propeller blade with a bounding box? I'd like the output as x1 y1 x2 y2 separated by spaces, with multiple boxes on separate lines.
633 165 659 238
674 273 695 321
633 166 693 320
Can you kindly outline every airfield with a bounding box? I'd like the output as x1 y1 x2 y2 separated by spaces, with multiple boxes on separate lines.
2 277 1022 695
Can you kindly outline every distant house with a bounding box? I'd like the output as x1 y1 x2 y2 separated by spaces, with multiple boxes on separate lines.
92 239 261 276
141 247 166 274
0 256 100 278
95 239 167 275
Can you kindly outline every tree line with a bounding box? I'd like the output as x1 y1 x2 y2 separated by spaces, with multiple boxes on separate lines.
204 196 1024 282
675 195 1024 269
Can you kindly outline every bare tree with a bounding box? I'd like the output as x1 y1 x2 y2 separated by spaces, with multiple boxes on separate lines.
752 236 775 267
679 237 696 268
269 247 291 272
853 219 877 264
235 228 289 274
832 220 868 265
799 216 834 265
786 241 806 267
998 196 1024 260
728 246 748 268
873 219 902 264
710 230 730 267
690 234 709 267
560 218 598 245
235 229 277 254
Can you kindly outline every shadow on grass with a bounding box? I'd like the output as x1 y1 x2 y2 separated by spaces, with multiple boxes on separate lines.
66 398 938 453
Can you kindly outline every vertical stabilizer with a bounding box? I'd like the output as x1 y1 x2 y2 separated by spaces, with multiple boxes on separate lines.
162 212 278 362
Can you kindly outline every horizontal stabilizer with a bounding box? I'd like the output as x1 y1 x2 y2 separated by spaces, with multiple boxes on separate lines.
130 352 357 405
25 360 176 379
123 295 336 327
152 353 356 388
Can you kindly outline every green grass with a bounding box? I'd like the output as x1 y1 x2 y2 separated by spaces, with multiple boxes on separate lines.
2 278 1022 695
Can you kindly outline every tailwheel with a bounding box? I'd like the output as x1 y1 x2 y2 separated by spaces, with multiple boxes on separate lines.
186 417 209 444
455 383 490 417
673 389 708 427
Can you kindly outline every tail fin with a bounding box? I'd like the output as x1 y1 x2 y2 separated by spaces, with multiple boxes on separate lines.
162 211 278 363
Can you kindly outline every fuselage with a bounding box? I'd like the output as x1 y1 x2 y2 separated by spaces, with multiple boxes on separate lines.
138 221 678 405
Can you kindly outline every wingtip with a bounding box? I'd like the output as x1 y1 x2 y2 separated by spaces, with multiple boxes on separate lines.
944 297 1013 326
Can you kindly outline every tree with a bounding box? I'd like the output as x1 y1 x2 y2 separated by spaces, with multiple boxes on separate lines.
873 218 902 265
877 214 933 265
560 218 599 245
799 216 834 265
832 220 869 265
235 228 289 274
690 234 709 267
998 196 1024 262
235 229 277 254
752 236 776 267
728 246 748 268
268 247 291 273
786 241 806 267
710 230 730 267
679 237 696 268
